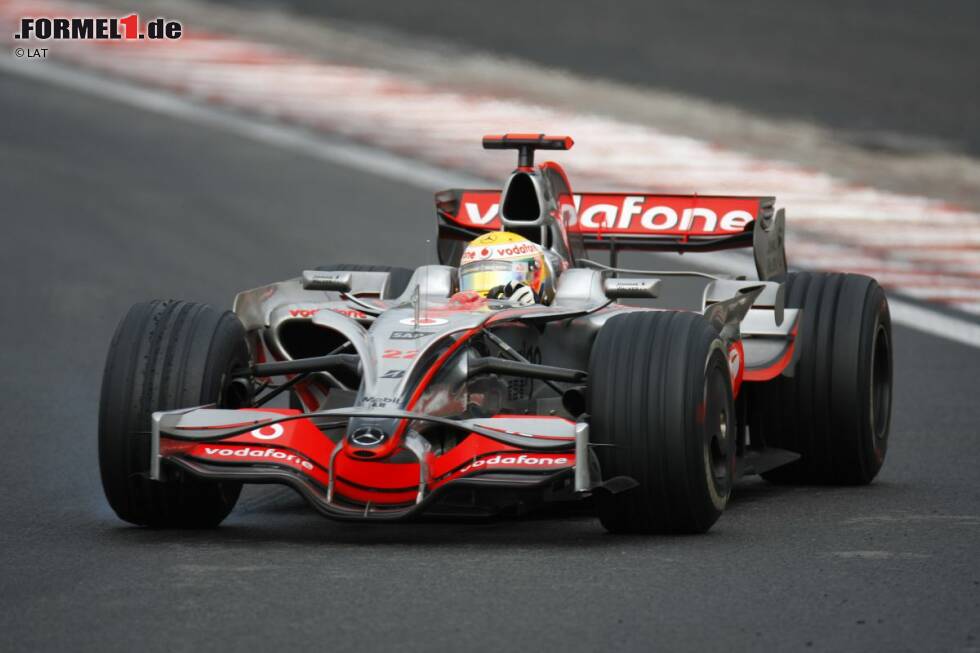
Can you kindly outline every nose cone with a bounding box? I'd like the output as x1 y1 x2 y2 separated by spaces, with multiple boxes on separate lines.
344 417 400 459
350 427 386 447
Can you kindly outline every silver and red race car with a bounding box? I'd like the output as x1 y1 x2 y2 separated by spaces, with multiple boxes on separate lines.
98 134 892 533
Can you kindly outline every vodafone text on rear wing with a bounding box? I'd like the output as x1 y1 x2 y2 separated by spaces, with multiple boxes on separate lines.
435 189 787 281
437 189 772 248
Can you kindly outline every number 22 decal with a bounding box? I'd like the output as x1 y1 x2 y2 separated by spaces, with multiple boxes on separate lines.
382 349 418 359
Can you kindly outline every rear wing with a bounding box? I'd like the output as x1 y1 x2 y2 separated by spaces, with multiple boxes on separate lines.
436 189 787 279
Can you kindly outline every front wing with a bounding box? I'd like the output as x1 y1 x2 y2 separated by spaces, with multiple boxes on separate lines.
152 407 588 520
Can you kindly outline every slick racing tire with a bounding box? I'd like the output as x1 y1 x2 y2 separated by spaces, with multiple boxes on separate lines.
99 300 249 527
589 311 736 534
751 272 892 485
314 263 413 299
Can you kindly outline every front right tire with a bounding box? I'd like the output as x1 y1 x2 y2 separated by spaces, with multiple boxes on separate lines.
589 311 736 534
99 300 247 527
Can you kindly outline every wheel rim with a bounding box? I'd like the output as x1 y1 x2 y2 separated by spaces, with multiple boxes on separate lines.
709 416 728 483
870 323 892 457
703 361 733 510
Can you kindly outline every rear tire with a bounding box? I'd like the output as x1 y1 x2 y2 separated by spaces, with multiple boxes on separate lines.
751 272 892 485
589 311 736 534
314 263 413 299
99 300 248 527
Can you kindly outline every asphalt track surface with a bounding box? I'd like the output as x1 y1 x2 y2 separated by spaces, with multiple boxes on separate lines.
211 0 980 156
1 70 979 652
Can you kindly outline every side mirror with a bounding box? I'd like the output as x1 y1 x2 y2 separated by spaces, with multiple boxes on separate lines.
302 270 352 292
603 278 660 299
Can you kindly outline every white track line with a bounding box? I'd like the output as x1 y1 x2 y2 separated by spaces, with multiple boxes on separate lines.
4 58 980 350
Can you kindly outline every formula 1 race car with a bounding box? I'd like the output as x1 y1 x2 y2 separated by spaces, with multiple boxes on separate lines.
98 133 892 533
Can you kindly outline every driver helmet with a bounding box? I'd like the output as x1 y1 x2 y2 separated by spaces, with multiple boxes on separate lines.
459 231 555 304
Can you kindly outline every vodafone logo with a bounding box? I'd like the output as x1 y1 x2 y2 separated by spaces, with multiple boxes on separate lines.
494 243 537 257
201 446 314 471
462 241 538 263
458 453 570 474
455 192 759 236
250 423 284 440
399 316 448 326
464 202 498 225
727 341 744 397
573 196 753 233
288 307 367 319
728 347 741 379
333 308 368 319
289 308 320 318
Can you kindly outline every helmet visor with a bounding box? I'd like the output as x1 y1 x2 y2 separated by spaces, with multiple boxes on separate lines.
460 260 532 296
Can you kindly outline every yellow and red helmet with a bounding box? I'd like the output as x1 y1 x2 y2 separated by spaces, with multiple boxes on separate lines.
459 232 554 303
